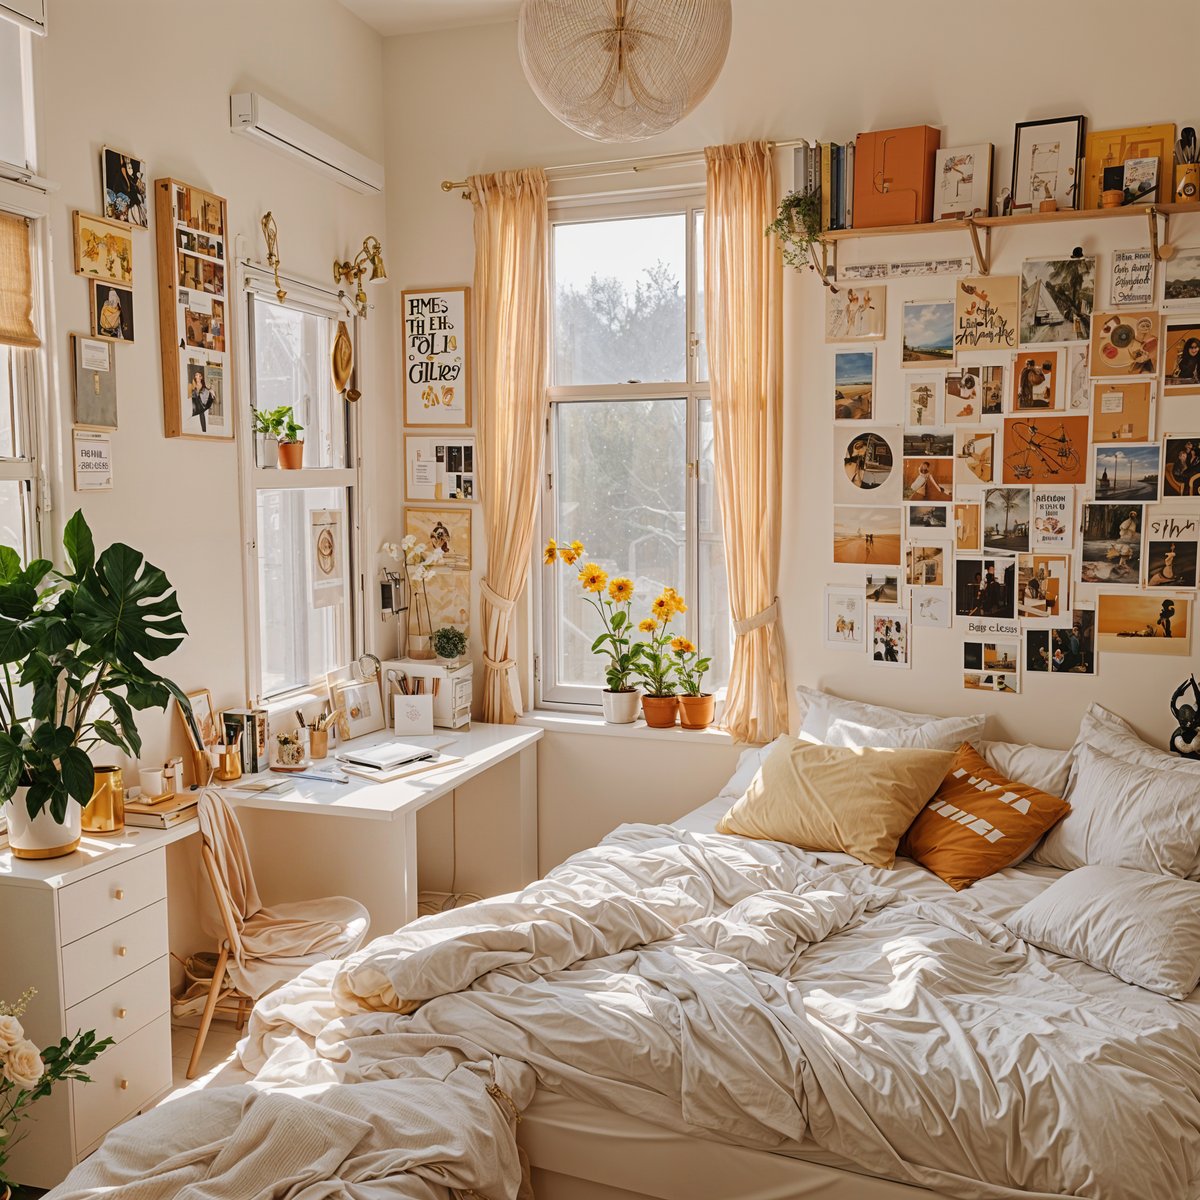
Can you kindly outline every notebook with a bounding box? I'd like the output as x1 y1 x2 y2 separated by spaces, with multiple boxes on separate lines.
337 739 436 771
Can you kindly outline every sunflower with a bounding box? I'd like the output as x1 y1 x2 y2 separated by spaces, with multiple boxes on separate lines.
664 587 688 614
543 539 557 564
651 594 675 622
638 618 658 634
608 577 634 602
579 563 608 593
670 636 696 654
560 547 579 565
570 540 584 555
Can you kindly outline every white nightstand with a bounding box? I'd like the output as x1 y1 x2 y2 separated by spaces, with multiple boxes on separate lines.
0 821 196 1189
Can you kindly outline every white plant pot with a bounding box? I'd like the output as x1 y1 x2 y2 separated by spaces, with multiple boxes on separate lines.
257 433 279 469
3 787 83 859
601 689 641 724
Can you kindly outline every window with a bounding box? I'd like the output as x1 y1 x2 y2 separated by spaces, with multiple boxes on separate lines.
243 285 359 700
0 343 39 560
538 198 731 707
0 18 35 173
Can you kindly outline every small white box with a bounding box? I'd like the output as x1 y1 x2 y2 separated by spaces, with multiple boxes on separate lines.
381 658 472 729
393 692 434 735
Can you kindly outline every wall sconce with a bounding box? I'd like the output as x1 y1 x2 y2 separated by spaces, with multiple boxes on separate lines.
261 211 286 302
333 235 386 319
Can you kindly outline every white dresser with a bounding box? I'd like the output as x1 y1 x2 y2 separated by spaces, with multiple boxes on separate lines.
0 821 196 1188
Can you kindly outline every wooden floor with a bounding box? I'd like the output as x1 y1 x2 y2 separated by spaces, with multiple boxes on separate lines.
161 1018 253 1104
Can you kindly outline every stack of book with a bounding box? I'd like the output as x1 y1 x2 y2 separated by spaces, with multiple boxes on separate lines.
125 792 199 829
793 139 855 232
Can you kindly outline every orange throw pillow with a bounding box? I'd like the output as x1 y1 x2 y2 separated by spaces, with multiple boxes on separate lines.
899 743 1071 890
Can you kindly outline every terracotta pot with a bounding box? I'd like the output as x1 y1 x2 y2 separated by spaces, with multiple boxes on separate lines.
278 440 304 469
601 689 640 724
4 787 82 859
641 695 678 729
81 765 124 835
679 693 715 731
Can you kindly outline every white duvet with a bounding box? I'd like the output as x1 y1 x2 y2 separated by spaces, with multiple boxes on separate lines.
50 821 1200 1200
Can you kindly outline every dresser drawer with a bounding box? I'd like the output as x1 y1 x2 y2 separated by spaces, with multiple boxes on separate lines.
65 955 169 1046
61 901 167 1008
59 851 167 945
72 1012 171 1153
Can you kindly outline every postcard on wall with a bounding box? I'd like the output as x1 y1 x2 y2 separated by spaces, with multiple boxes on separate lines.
1163 248 1200 311
901 301 954 367
1097 592 1191 656
1080 502 1144 586
905 543 946 587
825 286 885 342
1090 311 1161 377
1109 248 1153 307
865 573 899 604
1144 508 1200 588
942 367 977 422
1163 320 1200 393
954 556 1016 619
910 586 952 628
954 427 996 486
1011 350 1061 411
1032 487 1074 549
101 146 148 227
932 144 992 220
868 604 910 668
907 503 951 538
73 212 133 285
179 358 226 439
1092 442 1161 503
833 506 902 566
1091 381 1154 442
401 286 471 427
1163 434 1200 499
404 507 472 571
824 585 866 652
954 501 981 552
954 275 1018 353
835 426 902 505
833 349 875 420
71 334 117 429
72 428 112 492
309 510 344 609
983 486 1032 554
404 435 477 503
1002 415 1089 486
1050 609 1096 674
1017 553 1070 620
905 375 942 427
1018 256 1094 345
963 637 1020 694
902 456 953 503
1064 345 1090 412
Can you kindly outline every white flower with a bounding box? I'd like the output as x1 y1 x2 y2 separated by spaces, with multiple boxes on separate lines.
380 541 401 561
400 534 417 550
3 1039 43 1089
0 1014 24 1052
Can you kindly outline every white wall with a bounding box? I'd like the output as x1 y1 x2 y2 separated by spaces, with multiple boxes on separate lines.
384 0 1200 780
34 0 398 775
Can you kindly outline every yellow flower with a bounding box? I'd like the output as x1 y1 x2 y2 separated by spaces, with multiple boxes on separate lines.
543 539 557 564
570 540 584 555
651 594 675 622
670 636 696 654
560 547 579 565
664 587 688 614
608 577 633 602
579 563 608 593
638 618 657 634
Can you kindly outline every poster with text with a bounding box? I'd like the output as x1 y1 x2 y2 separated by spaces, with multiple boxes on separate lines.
402 286 471 427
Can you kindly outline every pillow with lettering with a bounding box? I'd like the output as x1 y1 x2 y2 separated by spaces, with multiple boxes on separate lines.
898 743 1071 890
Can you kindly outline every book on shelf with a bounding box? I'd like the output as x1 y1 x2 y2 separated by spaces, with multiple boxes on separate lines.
222 707 268 774
845 141 855 229
820 142 831 232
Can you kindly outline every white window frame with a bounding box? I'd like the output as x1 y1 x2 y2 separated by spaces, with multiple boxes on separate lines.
235 264 365 705
536 189 712 710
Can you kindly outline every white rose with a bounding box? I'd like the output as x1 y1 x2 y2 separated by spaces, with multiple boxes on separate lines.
0 1014 24 1052
3 1039 44 1090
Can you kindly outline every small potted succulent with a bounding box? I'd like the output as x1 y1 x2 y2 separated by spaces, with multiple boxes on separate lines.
276 407 305 469
631 588 688 728
249 404 290 468
672 636 714 730
432 625 468 667
765 187 826 275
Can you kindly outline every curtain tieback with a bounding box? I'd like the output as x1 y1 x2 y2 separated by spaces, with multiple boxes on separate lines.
733 599 778 637
480 579 516 613
483 653 517 672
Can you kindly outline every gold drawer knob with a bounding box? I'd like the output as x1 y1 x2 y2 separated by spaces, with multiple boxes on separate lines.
114 888 125 900
116 1007 127 1019
119 1079 129 1091
117 946 127 957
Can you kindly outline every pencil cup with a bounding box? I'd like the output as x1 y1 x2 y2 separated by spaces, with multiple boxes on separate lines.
309 729 329 760
1177 164 1200 202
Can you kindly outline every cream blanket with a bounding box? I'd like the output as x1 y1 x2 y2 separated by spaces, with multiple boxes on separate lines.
50 824 1200 1200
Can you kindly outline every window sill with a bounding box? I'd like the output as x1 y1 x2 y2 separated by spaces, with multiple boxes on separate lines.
518 710 737 745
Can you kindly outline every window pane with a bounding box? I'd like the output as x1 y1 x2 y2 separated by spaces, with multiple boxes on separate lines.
256 488 351 697
552 398 685 687
0 480 29 561
251 298 345 469
553 214 687 386
694 211 708 383
697 397 730 691
0 346 21 459
0 23 27 169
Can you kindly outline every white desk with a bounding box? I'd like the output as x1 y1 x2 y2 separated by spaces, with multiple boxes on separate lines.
221 723 542 935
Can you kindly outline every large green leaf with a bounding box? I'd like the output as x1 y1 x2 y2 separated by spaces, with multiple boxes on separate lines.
72 543 187 666
91 720 131 755
60 746 95 807
0 613 37 664
62 510 94 582
0 730 23 797
0 544 20 583
100 690 142 757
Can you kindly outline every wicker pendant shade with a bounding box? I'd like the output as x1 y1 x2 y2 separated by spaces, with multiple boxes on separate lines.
518 0 732 143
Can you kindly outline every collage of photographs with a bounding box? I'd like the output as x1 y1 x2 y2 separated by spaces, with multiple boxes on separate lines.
826 238 1199 689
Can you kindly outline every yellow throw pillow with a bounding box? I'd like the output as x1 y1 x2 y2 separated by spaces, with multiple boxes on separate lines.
899 742 1071 890
716 737 955 868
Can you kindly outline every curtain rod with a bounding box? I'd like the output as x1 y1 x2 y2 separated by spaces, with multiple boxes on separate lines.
440 137 807 195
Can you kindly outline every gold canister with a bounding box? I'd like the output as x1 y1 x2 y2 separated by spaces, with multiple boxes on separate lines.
214 746 243 782
82 766 124 835
1176 164 1200 203
309 729 329 760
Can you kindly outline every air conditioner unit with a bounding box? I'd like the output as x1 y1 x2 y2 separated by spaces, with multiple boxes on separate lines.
229 92 384 196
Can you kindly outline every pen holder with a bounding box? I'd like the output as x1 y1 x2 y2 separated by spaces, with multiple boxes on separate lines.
394 693 434 736
214 747 243 782
1176 163 1200 202
309 728 329 760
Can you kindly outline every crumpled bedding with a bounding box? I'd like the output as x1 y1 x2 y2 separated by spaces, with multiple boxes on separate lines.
50 822 1200 1200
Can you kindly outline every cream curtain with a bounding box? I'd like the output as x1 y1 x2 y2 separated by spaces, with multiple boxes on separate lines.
705 141 787 743
469 168 549 723
0 212 40 348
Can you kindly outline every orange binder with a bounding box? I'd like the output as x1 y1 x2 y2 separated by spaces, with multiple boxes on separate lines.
852 125 941 228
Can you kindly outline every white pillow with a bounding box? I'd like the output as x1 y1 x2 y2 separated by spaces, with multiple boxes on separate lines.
1007 865 1200 999
1070 702 1200 783
795 684 987 745
717 736 786 799
979 739 1071 797
824 717 978 753
1034 742 1200 877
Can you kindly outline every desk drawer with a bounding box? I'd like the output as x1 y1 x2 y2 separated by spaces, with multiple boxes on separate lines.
65 956 169 1046
61 901 167 1008
59 852 166 945
72 1013 171 1153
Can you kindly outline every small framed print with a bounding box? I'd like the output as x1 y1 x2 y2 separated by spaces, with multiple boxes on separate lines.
71 334 117 429
868 604 910 668
1109 248 1154 307
401 286 471 427
89 280 134 342
179 688 218 753
932 144 992 220
404 435 477 503
1011 116 1085 212
332 677 386 739
72 428 112 492
824 585 865 652
100 146 149 227
74 212 133 284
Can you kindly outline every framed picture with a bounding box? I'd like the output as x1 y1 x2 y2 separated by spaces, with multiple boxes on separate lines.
71 334 117 428
404 507 472 570
1083 124 1174 209
331 676 386 739
954 274 1018 353
401 286 471 427
1080 502 1144 585
1092 442 1161 502
1163 250 1200 311
404 435 477 502
1011 350 1061 411
72 429 112 492
1145 509 1200 588
932 144 992 220
901 301 954 366
1011 116 1085 212
179 688 218 752
833 349 874 421
868 604 910 668
833 505 902 566
825 286 885 342
1097 593 1191 656
1089 310 1161 377
1002 415 1089 485
89 280 134 343
1109 248 1154 307
1091 381 1155 442
824 585 865 652
101 146 148 227
1019 256 1094 345
73 212 133 284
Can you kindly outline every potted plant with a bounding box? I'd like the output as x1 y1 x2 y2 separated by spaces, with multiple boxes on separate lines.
631 587 688 728
250 404 289 468
671 635 714 730
277 407 305 469
765 187 827 276
544 538 641 724
383 536 445 659
0 511 191 858
1 986 113 1192
432 625 468 666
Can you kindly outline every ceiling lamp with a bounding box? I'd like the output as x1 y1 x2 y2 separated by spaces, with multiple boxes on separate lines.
518 0 733 143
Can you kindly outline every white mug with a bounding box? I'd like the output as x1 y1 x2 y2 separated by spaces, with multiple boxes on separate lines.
141 767 164 796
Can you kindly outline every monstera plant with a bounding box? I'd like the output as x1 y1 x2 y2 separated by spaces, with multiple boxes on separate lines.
0 511 190 855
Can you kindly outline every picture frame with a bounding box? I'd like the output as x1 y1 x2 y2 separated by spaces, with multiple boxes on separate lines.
932 144 992 221
404 434 477 503
867 604 910 668
823 585 865 652
100 146 149 227
72 428 112 492
833 349 875 421
825 285 885 342
403 507 472 570
89 279 135 343
1109 248 1154 307
1083 124 1175 210
331 676 386 740
71 334 117 428
401 286 471 427
73 211 133 284
1011 116 1085 212
1162 248 1200 312
179 688 218 752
